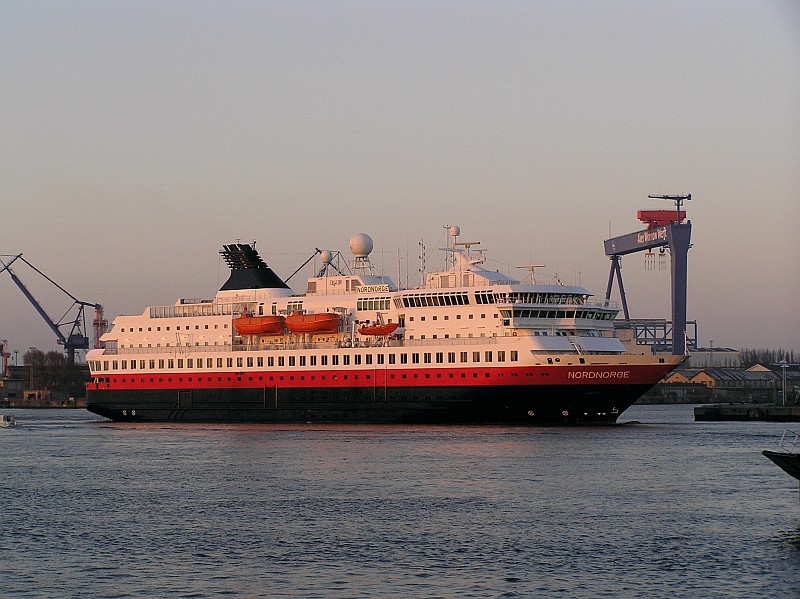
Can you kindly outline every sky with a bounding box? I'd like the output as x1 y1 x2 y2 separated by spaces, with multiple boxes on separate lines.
1 0 798 360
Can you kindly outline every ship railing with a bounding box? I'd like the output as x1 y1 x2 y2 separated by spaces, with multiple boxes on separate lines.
93 335 503 356
236 336 501 351
95 345 235 356
776 429 800 454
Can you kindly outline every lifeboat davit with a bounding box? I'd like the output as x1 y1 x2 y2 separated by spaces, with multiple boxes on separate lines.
233 315 285 336
358 323 399 336
285 312 340 334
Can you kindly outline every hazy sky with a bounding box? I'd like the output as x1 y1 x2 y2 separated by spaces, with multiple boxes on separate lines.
1 0 798 359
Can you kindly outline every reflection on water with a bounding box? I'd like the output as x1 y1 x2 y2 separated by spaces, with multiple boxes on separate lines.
1 405 799 598
776 525 800 549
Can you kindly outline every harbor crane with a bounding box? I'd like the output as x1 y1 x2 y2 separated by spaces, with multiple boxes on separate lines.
0 254 105 365
604 194 693 356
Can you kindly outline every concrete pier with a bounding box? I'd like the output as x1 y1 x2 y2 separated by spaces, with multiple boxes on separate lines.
694 403 800 422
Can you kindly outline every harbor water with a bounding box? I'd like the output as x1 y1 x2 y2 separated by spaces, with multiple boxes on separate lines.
1 404 799 598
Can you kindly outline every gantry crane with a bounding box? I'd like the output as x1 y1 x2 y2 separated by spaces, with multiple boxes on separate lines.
604 195 693 356
0 254 105 365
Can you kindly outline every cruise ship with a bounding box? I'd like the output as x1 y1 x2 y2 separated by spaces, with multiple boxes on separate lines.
86 227 683 423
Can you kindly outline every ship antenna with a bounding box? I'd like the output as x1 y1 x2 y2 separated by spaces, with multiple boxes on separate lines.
516 264 546 284
418 239 426 287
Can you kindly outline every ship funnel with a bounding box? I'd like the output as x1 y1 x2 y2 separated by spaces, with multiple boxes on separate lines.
219 243 290 291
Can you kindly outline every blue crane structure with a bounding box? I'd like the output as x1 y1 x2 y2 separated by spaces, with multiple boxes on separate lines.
0 254 105 365
604 195 693 356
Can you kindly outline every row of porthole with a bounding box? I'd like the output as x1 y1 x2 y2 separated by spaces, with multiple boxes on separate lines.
121 410 136 417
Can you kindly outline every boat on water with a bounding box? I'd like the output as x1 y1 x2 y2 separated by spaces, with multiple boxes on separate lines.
0 414 18 428
85 226 684 424
763 429 800 480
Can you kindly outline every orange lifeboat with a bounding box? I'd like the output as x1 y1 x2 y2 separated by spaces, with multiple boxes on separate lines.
233 315 285 336
285 311 340 334
358 323 399 336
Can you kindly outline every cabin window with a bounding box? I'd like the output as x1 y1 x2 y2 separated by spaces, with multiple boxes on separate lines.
150 360 156 369
321 355 328 366
448 352 455 363
400 353 408 364
343 355 350 366
412 353 420 364
460 352 468 363
247 357 253 367
473 352 480 363
268 357 274 367
355 355 362 365
278 357 285 367
226 358 233 367
217 358 223 368
366 354 373 365
236 358 242 368
497 351 505 362
424 353 432 364
310 356 316 366
436 352 444 364
289 356 295 366
376 354 383 365
257 357 263 367
485 351 492 363
388 354 395 365
332 355 339 366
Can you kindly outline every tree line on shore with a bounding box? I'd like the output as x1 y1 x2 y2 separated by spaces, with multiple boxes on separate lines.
739 348 798 369
22 348 86 398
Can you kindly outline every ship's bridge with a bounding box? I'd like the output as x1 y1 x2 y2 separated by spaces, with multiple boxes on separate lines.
305 274 397 296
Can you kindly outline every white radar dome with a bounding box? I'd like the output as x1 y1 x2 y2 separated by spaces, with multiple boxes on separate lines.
320 250 333 264
449 225 460 237
349 233 373 258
